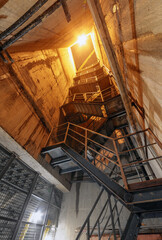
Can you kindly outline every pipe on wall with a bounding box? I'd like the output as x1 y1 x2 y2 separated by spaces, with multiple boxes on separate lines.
0 0 70 51
0 0 49 41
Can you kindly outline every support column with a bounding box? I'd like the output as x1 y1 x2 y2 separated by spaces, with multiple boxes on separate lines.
121 213 141 240
87 0 136 132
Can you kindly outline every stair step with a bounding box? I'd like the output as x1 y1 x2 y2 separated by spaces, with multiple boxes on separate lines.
51 155 71 166
76 61 100 77
60 166 81 174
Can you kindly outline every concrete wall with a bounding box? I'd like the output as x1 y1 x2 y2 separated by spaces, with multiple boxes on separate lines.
0 48 73 159
0 127 70 192
99 0 162 143
55 182 130 240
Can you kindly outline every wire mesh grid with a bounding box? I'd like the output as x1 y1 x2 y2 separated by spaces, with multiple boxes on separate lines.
0 219 16 240
0 181 27 220
22 195 48 225
0 145 62 240
15 223 42 240
2 159 35 192
51 187 63 208
33 176 53 202
0 145 11 173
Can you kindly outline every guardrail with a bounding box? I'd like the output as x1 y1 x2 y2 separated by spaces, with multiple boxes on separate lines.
45 122 162 190
64 85 119 104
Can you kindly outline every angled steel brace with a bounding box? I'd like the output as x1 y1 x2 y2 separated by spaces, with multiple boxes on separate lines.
121 213 141 240
55 143 133 204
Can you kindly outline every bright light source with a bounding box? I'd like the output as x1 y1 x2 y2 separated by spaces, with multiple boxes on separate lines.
77 34 87 46
31 211 43 223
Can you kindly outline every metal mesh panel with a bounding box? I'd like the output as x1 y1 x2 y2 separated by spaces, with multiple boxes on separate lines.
0 145 11 173
0 144 62 240
51 187 63 208
0 219 16 240
0 182 27 220
42 226 56 240
47 205 60 227
23 196 48 225
15 223 42 240
33 176 53 201
2 159 35 192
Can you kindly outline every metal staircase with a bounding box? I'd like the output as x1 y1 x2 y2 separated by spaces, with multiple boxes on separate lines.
41 122 162 239
61 62 125 123
41 63 162 239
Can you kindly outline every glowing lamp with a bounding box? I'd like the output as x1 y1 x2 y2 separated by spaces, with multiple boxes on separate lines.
77 34 87 46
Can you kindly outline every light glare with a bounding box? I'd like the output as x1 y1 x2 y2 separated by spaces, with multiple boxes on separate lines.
77 35 87 46
31 211 43 223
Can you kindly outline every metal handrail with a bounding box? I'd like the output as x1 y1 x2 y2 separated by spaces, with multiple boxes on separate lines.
45 121 161 189
65 85 119 104
75 188 126 240
75 188 104 240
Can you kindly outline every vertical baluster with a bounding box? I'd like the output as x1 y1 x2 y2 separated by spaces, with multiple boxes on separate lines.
108 197 117 240
97 221 101 240
113 140 128 190
87 218 90 240
114 199 122 237
64 122 70 143
85 129 88 160
144 131 148 160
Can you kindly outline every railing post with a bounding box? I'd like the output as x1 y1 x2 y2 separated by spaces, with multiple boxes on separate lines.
64 122 70 143
85 129 88 160
87 218 90 240
75 188 104 240
84 93 87 101
144 131 148 160
113 140 128 190
73 93 76 101
98 222 101 239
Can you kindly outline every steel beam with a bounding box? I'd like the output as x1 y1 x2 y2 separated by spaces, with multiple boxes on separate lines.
87 0 137 131
121 213 141 240
60 143 132 204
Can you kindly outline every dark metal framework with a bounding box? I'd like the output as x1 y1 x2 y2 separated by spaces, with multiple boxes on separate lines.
41 121 162 239
0 144 62 240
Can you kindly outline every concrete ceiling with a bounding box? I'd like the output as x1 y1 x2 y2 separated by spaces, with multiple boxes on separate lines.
0 0 94 51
